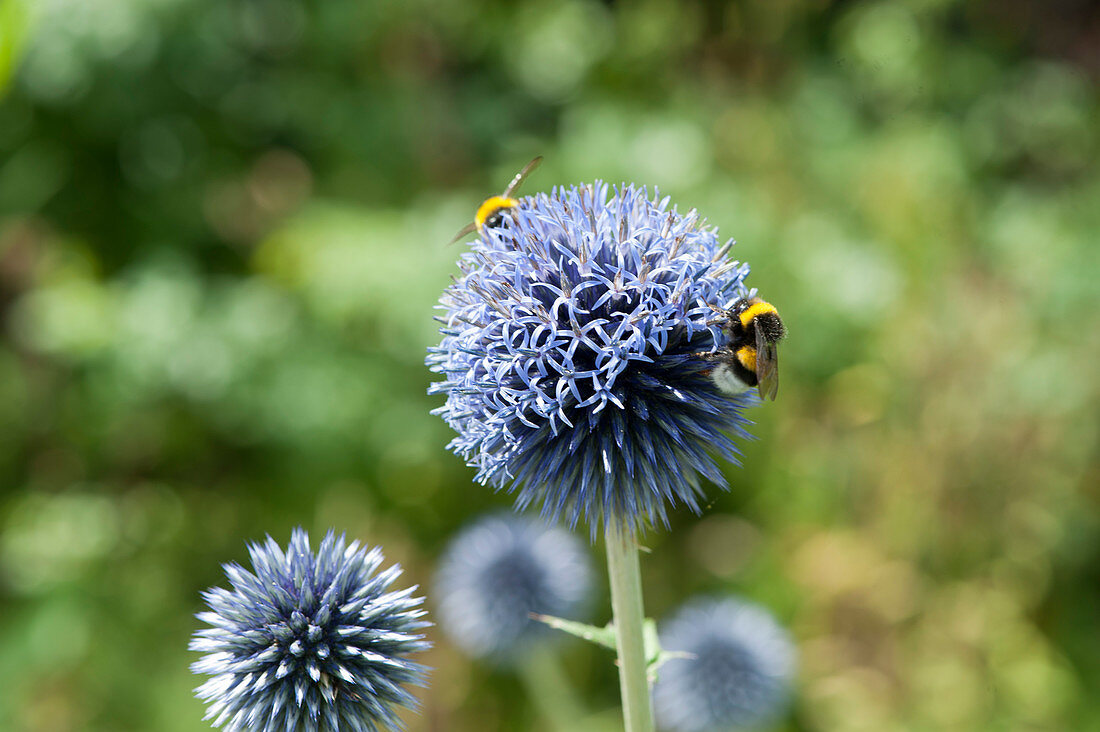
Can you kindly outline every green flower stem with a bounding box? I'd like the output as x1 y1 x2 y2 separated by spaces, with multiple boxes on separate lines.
517 646 585 732
605 521 655 732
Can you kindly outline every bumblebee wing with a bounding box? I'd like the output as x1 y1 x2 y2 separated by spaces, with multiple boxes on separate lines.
502 156 543 198
447 221 478 246
755 325 780 401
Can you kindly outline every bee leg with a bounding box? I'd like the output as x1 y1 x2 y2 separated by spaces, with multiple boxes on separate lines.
691 347 734 362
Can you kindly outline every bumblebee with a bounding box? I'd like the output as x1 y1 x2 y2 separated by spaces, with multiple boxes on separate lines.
449 156 543 244
695 297 787 401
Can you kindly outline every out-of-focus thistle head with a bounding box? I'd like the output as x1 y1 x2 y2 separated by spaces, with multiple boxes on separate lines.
654 596 795 732
190 528 431 732
428 182 756 535
434 513 593 663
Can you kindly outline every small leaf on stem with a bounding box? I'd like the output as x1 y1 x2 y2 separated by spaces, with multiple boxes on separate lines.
530 613 617 651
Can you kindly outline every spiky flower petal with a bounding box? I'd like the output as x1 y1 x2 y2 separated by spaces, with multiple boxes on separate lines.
190 528 431 732
434 514 593 663
654 596 795 732
428 182 756 534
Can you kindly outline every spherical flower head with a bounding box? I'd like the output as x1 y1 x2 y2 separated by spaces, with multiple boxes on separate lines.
190 528 431 732
654 597 796 732
434 513 593 663
428 182 756 534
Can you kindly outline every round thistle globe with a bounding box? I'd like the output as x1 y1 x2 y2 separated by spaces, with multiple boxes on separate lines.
428 182 758 534
434 513 593 663
190 528 431 732
654 597 796 732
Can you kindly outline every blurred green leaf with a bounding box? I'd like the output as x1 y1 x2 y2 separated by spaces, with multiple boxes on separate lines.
0 0 28 97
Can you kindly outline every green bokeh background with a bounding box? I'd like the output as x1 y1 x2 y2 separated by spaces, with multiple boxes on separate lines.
1 0 1097 730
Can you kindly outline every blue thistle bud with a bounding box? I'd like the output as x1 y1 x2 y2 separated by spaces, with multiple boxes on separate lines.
428 182 756 534
190 528 431 732
434 514 593 663
654 597 796 732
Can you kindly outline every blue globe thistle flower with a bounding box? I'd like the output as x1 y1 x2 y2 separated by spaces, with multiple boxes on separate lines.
434 513 593 663
190 528 431 732
654 597 796 732
428 182 756 534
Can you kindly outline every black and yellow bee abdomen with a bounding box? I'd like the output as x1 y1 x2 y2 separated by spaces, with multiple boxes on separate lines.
732 345 759 387
735 345 757 374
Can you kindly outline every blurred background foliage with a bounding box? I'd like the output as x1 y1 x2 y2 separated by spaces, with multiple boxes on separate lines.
0 0 1098 730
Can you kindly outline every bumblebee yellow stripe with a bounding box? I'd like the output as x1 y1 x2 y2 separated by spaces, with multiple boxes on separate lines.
736 345 757 372
739 300 778 329
475 195 518 231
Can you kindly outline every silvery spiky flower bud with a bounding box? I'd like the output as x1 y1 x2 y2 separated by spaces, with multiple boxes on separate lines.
654 596 795 732
434 514 593 663
190 528 430 732
428 182 756 534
